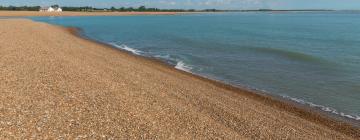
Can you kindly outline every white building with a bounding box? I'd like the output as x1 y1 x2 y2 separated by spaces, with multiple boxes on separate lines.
55 7 62 12
39 6 62 12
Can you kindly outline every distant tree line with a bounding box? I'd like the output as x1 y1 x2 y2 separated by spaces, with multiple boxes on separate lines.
62 6 203 12
106 6 199 12
0 5 223 12
0 5 333 12
61 6 95 12
0 6 40 11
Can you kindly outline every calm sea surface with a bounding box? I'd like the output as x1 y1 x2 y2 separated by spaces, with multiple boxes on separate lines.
31 11 360 122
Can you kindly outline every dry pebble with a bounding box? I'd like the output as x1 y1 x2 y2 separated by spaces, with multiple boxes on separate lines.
0 19 357 139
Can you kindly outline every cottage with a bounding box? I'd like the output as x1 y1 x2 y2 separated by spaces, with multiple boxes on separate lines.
55 7 62 12
39 6 62 12
39 6 53 12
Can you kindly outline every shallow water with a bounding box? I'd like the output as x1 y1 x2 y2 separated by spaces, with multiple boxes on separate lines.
31 11 360 122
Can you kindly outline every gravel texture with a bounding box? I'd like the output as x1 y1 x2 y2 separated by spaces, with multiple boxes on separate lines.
0 19 358 139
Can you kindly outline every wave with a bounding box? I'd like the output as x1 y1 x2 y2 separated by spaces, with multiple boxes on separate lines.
175 61 193 72
154 54 172 61
246 47 328 64
282 95 360 121
154 54 194 72
109 42 142 55
107 43 357 122
108 45 194 73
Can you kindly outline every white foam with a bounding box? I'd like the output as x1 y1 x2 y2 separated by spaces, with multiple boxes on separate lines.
282 95 360 121
175 61 193 72
154 54 171 60
109 42 142 55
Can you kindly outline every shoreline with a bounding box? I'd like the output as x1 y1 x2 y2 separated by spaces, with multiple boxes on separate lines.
1 18 359 139
0 11 194 17
70 24 360 126
67 26 360 137
77 27 360 126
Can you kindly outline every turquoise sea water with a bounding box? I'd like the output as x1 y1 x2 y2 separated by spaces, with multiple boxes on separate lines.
31 12 360 123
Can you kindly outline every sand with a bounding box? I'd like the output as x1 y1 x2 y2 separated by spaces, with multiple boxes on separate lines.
0 19 358 139
0 11 185 17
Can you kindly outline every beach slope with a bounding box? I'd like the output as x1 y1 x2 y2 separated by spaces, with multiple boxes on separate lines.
0 19 357 139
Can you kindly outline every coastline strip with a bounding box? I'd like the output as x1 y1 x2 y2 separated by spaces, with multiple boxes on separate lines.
0 11 191 17
69 25 360 132
64 20 360 138
0 18 358 139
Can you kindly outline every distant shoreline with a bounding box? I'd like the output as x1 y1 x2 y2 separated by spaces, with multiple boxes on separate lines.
0 11 194 17
0 10 356 17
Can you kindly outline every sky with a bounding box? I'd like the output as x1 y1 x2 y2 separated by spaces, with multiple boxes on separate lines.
1 0 360 10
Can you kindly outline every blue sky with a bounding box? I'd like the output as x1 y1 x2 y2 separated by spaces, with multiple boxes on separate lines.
1 0 360 10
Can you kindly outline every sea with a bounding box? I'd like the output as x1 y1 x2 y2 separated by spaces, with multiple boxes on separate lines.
31 11 360 124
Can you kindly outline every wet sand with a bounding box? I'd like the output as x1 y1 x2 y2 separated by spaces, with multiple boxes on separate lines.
0 19 359 139
0 11 185 17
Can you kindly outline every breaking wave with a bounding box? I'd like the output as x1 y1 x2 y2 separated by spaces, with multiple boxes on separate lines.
175 61 193 72
109 42 142 55
282 95 360 121
154 54 193 72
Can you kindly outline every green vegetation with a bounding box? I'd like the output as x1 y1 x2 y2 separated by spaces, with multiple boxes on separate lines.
0 6 40 11
0 5 215 12
61 6 95 12
62 6 200 12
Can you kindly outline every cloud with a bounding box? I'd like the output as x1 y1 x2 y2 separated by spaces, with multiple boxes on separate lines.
158 0 177 5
